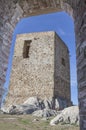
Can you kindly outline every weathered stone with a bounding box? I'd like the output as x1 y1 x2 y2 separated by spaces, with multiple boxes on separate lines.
43 98 53 109
5 31 71 107
33 108 57 117
2 96 71 115
23 97 40 107
9 104 39 115
50 106 79 125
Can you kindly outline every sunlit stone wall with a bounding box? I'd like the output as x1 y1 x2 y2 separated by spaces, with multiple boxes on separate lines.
5 31 71 106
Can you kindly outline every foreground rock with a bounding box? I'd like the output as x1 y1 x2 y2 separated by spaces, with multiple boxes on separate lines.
2 97 72 117
3 97 67 117
23 97 53 109
23 97 40 107
1 97 79 126
0 109 4 114
50 106 79 125
9 104 39 115
32 109 59 117
23 96 71 110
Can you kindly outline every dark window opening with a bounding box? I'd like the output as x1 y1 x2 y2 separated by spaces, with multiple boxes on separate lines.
23 40 32 58
61 58 65 66
84 46 86 58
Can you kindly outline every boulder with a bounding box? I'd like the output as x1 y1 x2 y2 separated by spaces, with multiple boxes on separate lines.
0 109 4 114
2 96 72 115
32 108 57 117
23 97 53 109
23 97 40 107
1 105 12 114
50 106 79 125
23 97 69 110
9 104 39 115
43 98 53 109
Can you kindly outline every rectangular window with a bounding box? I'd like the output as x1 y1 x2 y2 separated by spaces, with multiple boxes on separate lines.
23 40 32 58
61 58 65 66
84 46 86 58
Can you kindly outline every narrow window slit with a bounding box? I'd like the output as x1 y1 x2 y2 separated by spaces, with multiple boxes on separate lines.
23 40 32 58
61 58 65 66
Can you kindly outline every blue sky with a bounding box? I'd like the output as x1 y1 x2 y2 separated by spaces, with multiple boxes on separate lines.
4 11 78 105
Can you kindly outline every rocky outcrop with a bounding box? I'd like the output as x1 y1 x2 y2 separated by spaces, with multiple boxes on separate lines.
23 97 70 110
2 97 52 114
23 97 40 106
1 97 79 126
32 109 58 117
50 106 79 125
4 97 71 114
9 104 39 115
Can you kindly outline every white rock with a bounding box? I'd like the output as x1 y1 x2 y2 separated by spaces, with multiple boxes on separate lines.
43 99 52 109
50 106 79 126
9 104 38 115
23 97 39 107
33 109 57 117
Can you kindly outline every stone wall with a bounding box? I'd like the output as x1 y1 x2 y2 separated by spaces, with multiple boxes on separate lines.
73 1 86 129
54 33 70 101
5 31 71 106
0 0 24 106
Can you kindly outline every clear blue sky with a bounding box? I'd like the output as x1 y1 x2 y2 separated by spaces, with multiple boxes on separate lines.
4 11 78 105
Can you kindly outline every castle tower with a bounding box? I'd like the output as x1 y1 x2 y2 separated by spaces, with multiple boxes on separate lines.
5 31 71 106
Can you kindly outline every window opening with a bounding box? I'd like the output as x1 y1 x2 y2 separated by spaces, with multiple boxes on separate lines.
61 58 65 66
84 46 86 58
23 40 32 58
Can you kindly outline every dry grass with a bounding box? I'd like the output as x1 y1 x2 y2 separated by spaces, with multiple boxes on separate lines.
0 114 79 130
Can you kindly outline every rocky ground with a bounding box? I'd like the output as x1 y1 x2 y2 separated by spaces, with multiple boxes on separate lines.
1 97 80 130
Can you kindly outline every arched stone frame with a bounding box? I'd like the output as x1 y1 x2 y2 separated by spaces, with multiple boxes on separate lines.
0 0 86 129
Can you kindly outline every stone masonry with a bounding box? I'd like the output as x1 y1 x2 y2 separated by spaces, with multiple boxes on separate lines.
0 0 86 129
5 31 71 106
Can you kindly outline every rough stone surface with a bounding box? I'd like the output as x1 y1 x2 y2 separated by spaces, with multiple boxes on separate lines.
32 109 57 117
50 106 79 125
9 104 39 115
0 0 86 129
2 97 71 115
0 0 73 107
5 31 71 107
23 97 40 106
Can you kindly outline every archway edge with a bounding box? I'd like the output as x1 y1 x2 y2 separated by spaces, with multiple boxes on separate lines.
18 0 73 17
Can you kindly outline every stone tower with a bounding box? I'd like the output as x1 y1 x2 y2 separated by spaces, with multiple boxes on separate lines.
5 31 71 106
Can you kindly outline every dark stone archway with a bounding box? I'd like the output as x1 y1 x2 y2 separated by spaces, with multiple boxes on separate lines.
0 0 86 129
